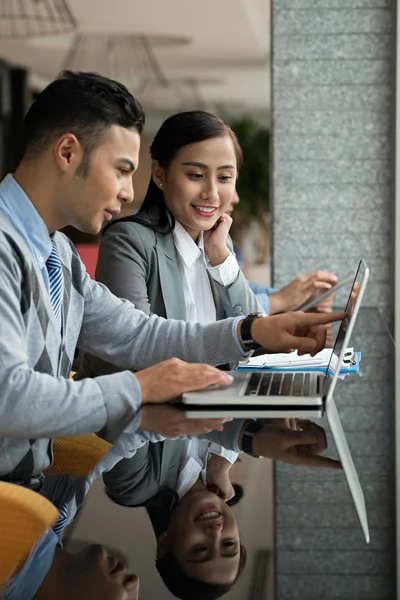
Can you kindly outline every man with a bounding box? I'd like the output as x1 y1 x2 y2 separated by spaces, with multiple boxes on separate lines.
0 70 344 490
0 71 345 599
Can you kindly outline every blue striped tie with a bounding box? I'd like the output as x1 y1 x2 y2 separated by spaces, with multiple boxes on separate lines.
46 239 63 330
53 502 68 541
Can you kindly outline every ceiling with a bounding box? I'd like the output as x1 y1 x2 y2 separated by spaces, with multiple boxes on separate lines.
0 0 271 129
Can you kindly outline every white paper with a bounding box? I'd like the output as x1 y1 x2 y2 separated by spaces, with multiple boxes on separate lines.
242 348 339 370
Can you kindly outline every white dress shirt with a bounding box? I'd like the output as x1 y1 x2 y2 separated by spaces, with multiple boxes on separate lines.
176 438 238 499
172 220 240 324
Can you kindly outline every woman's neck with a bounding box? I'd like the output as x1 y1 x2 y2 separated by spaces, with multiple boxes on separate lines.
176 220 201 242
185 477 206 496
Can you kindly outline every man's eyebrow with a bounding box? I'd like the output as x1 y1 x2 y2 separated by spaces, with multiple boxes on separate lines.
187 551 239 564
181 161 235 170
119 158 135 172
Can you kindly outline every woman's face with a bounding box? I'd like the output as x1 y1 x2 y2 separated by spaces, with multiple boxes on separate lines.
153 135 237 238
161 490 241 585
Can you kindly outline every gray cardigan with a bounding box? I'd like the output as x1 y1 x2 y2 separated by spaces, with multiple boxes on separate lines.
80 220 262 377
0 211 248 488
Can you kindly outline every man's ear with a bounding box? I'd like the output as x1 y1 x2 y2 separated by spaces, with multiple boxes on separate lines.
151 160 165 189
53 133 83 173
156 530 170 558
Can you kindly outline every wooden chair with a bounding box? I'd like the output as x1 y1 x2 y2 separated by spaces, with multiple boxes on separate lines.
1 433 111 590
0 482 59 589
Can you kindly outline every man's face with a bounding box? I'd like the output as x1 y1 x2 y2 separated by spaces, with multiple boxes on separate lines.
63 125 140 235
69 544 139 600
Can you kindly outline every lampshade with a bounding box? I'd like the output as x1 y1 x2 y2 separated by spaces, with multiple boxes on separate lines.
0 0 77 38
63 34 223 114
63 34 168 90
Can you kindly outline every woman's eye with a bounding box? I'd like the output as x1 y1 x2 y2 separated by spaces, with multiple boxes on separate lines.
188 173 203 179
223 540 236 548
219 175 232 182
193 546 208 553
119 168 129 175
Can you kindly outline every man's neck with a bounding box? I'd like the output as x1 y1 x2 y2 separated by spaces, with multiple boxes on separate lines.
34 547 69 600
13 163 61 235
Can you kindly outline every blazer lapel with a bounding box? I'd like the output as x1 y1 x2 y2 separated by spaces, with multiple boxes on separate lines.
159 438 186 486
207 273 226 319
155 233 187 320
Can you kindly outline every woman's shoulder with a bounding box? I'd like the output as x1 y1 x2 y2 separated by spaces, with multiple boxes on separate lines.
102 217 158 247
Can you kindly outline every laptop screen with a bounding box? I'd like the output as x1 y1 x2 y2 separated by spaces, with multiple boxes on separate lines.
325 260 365 378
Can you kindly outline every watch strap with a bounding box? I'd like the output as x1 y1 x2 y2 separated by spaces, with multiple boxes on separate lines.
240 312 263 351
241 420 264 458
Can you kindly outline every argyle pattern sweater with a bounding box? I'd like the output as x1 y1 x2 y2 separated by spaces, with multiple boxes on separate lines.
0 213 244 489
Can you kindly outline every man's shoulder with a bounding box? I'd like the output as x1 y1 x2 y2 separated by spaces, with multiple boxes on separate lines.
0 214 29 259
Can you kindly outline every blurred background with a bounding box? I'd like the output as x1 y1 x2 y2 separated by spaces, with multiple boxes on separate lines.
0 0 272 285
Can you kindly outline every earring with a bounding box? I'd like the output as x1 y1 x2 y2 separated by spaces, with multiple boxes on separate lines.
159 183 163 188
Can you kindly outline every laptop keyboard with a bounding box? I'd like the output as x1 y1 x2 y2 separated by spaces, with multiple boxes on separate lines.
244 372 315 397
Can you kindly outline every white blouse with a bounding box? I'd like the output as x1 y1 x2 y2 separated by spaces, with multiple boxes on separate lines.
172 220 240 324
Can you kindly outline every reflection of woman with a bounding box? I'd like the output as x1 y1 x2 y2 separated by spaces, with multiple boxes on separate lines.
104 437 246 599
79 110 262 379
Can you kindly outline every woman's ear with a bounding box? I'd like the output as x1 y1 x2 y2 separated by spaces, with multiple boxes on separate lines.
151 160 165 189
156 530 170 558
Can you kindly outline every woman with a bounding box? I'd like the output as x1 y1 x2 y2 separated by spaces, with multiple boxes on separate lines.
85 111 262 351
103 434 247 600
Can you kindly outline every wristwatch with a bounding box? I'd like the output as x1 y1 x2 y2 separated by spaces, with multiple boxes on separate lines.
240 312 264 351
241 420 264 458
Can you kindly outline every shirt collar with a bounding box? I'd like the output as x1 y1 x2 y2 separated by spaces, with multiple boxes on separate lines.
0 174 52 266
3 528 58 600
172 220 204 269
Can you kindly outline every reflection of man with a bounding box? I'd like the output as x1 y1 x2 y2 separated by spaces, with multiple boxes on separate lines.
228 191 337 315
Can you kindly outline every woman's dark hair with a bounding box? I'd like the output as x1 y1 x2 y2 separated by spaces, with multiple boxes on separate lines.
105 110 243 235
23 70 145 176
156 544 247 600
227 484 244 507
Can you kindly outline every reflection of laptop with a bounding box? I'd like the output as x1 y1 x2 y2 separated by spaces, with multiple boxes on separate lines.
183 260 370 542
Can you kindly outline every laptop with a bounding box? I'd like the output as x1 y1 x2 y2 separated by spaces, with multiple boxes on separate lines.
183 260 368 418
183 259 370 542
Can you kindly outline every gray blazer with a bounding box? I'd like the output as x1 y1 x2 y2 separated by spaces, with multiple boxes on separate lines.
103 437 186 507
104 438 188 538
80 220 262 377
96 220 262 320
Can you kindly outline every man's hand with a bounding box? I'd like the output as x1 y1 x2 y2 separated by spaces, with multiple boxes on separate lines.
139 404 230 437
269 271 338 314
246 311 346 356
135 358 234 404
248 421 341 469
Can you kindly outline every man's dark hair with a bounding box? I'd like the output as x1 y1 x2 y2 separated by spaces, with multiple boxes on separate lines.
23 70 145 176
156 545 247 600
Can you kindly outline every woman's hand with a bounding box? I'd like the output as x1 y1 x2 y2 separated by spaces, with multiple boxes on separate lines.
206 454 235 501
203 213 232 266
269 271 338 314
249 421 341 468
